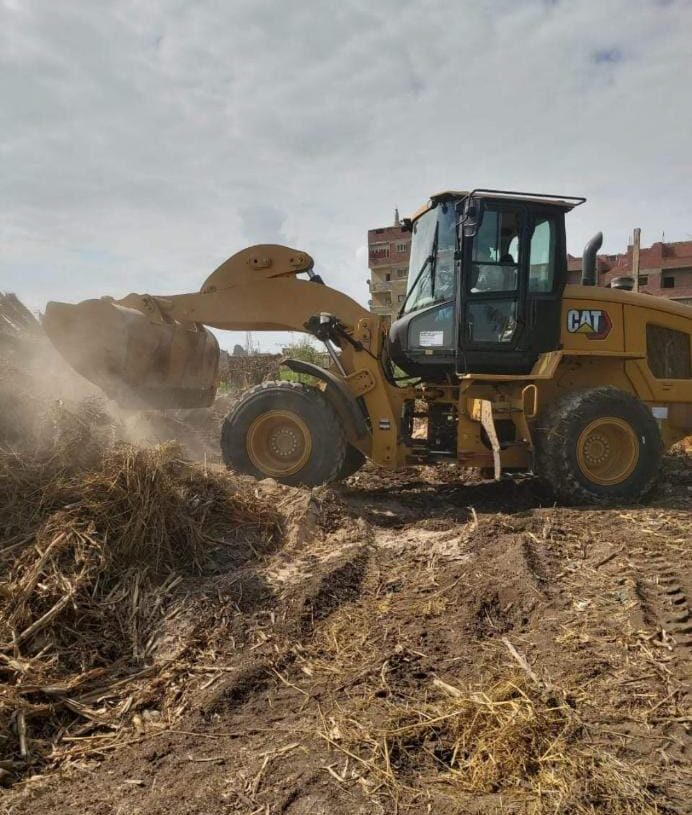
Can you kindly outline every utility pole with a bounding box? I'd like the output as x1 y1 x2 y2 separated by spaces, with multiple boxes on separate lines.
632 228 641 292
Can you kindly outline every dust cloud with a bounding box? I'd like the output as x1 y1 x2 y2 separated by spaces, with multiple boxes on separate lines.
0 293 227 461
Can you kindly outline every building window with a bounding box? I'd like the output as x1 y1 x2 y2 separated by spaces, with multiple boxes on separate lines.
662 276 675 288
396 242 409 253
369 244 390 260
639 275 648 286
397 268 407 278
385 273 391 281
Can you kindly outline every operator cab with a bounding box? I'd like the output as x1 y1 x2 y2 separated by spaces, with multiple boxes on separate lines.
388 189 585 378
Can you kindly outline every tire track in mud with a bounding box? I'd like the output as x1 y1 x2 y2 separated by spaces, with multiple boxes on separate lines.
628 533 692 649
625 530 691 771
632 550 692 646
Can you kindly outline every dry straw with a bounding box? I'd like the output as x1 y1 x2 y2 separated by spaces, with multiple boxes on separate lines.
324 676 663 814
0 401 279 777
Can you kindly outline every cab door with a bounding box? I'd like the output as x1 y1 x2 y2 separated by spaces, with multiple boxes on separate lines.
456 199 566 375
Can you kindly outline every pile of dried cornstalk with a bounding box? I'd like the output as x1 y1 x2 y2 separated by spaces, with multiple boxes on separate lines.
325 674 662 814
0 404 279 781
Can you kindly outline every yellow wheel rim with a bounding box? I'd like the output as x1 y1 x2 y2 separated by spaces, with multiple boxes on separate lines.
246 410 312 477
576 417 639 486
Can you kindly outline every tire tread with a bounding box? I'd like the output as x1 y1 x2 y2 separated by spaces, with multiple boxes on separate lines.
221 380 347 486
534 386 662 505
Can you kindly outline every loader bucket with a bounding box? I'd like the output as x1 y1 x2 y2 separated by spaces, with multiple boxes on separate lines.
43 299 220 409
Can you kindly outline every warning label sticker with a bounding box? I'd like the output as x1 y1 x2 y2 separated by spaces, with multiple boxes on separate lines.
419 330 444 347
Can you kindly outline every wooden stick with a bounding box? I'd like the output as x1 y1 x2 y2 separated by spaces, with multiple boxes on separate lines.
271 667 309 697
15 533 67 605
17 711 28 758
432 676 464 699
501 637 544 689
594 549 622 569
15 592 74 645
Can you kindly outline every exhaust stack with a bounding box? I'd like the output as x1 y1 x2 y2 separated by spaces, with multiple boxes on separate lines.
581 231 603 286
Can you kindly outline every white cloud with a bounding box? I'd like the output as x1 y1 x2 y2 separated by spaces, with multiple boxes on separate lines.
1 0 692 351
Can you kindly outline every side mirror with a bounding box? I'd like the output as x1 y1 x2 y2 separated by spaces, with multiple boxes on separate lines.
458 198 479 238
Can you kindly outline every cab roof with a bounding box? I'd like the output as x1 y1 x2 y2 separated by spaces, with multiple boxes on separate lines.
411 188 586 222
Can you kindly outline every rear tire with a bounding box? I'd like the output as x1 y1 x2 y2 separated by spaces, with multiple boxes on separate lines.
221 381 347 486
534 387 662 505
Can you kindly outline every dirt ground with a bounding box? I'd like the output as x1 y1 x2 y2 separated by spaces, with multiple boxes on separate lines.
2 449 690 815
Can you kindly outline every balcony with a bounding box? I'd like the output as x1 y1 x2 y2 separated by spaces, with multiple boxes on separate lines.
368 250 391 268
368 279 392 293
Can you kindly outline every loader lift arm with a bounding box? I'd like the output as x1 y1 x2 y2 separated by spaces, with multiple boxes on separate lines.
44 244 403 465
119 244 373 335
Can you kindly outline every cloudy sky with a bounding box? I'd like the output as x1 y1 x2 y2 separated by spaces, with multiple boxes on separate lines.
2 0 691 351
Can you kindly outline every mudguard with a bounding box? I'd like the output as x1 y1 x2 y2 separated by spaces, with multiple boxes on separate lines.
281 358 369 440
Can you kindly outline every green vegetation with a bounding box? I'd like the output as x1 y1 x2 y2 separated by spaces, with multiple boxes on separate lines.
279 336 327 383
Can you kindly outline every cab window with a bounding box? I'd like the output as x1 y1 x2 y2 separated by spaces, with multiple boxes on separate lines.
404 202 457 313
469 208 520 293
529 217 557 292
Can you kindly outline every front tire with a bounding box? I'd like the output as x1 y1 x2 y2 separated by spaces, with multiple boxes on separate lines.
221 380 347 487
534 387 662 505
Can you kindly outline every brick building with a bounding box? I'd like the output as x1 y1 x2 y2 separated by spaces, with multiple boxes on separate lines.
568 238 692 306
367 210 411 317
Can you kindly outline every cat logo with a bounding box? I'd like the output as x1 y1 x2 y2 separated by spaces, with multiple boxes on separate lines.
566 308 612 340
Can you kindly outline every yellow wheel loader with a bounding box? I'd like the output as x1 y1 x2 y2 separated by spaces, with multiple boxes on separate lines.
44 189 692 504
